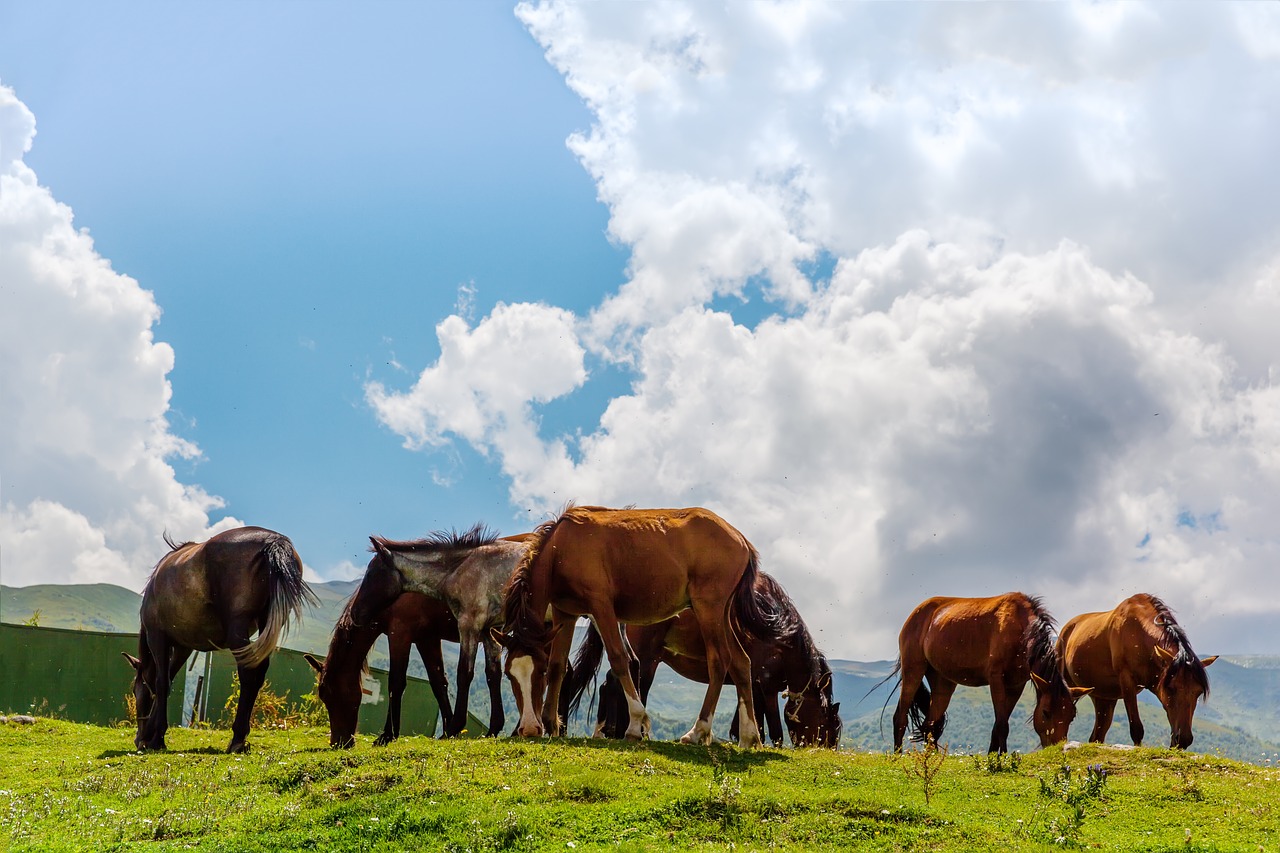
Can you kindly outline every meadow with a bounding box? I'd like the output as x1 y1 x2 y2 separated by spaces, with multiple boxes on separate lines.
1 718 1277 851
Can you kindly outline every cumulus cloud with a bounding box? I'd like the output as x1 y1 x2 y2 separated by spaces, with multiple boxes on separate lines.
0 83 239 590
370 3 1280 656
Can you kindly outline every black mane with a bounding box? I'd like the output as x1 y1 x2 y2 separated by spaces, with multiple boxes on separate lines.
1150 595 1211 695
370 522 500 555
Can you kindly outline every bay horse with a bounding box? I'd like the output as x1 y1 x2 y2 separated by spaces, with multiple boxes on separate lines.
496 505 793 748
562 572 842 748
1057 593 1217 749
123 526 317 752
345 525 528 737
304 592 459 748
890 592 1090 754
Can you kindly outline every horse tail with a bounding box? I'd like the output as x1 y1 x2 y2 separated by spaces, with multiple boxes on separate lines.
235 535 319 668
729 546 796 645
869 659 931 741
561 621 607 722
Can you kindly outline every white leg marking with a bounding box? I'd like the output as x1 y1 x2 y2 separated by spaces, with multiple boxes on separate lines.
680 718 714 745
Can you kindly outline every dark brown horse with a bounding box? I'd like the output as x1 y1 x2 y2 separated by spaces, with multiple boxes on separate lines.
1057 593 1217 749
345 525 527 737
890 592 1090 754
496 505 792 748
304 592 459 748
563 572 842 748
123 527 317 752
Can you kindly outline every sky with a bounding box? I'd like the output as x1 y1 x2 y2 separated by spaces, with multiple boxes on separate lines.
3 2 1280 660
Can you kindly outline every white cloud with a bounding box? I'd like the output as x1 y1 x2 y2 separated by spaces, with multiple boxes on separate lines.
0 83 240 591
373 4 1280 656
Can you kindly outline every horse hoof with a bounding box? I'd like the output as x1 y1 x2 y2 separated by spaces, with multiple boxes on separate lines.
373 736 393 747
226 741 250 754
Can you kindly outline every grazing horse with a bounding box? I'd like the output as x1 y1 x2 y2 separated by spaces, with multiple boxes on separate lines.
496 505 792 748
304 592 459 748
563 572 842 748
124 527 317 753
1057 593 1217 749
890 592 1089 754
345 525 528 737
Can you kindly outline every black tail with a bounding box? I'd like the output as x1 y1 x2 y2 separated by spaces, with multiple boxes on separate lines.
730 547 795 644
561 621 607 723
871 660 933 742
236 535 319 668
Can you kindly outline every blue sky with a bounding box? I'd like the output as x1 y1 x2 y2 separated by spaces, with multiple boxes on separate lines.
4 3 1280 658
1 2 628 573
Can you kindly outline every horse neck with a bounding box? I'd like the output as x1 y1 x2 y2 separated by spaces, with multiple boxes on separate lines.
327 617 381 675
386 549 453 599
777 627 824 695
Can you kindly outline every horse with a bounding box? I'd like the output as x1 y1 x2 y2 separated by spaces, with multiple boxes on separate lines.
1057 593 1217 749
304 592 459 748
889 592 1090 754
345 524 528 737
123 526 317 752
562 572 842 748
495 505 793 748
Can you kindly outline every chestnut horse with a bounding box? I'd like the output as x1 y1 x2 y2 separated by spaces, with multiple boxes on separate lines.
346 525 527 737
1057 593 1217 749
124 527 317 752
562 572 842 748
304 592 459 748
497 505 792 748
890 592 1089 754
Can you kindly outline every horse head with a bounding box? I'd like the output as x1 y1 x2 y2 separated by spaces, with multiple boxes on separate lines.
783 671 843 748
121 652 156 732
492 623 563 738
348 538 405 627
1152 645 1217 749
304 653 358 749
1029 671 1092 747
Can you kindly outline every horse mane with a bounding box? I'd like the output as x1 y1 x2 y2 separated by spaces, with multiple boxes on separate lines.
754 572 825 688
1149 595 1211 696
1023 594 1074 700
500 510 567 653
144 531 197 595
371 522 500 555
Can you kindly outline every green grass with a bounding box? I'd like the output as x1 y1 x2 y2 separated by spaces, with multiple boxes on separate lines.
1 719 1278 851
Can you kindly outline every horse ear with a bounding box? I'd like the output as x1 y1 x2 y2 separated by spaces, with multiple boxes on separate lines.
1200 655 1218 668
1030 671 1048 689
121 652 141 672
368 536 389 558
831 702 841 714
1070 686 1094 702
303 653 324 673
1154 645 1175 663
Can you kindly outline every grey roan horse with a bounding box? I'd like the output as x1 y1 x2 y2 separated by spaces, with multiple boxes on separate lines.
347 524 528 737
124 527 317 752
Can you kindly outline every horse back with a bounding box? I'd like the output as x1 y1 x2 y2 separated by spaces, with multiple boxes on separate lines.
904 593 1035 687
546 506 752 624
141 526 282 650
1059 607 1129 696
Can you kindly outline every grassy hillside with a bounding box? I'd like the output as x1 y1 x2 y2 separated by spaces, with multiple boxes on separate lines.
0 584 143 633
1 718 1277 851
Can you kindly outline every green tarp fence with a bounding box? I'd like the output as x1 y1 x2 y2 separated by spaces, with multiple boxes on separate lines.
0 622 483 739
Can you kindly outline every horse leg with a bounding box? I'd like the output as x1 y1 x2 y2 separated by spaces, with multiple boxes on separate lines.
1119 674 1145 746
1087 695 1117 744
376 629 413 746
761 686 784 747
589 614 651 741
987 680 1026 754
482 632 506 737
540 611 577 736
686 611 759 748
447 627 479 737
416 639 452 739
228 656 269 753
138 628 176 750
922 674 956 745
892 661 927 753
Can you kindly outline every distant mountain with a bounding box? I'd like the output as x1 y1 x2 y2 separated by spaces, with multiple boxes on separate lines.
5 581 1279 763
